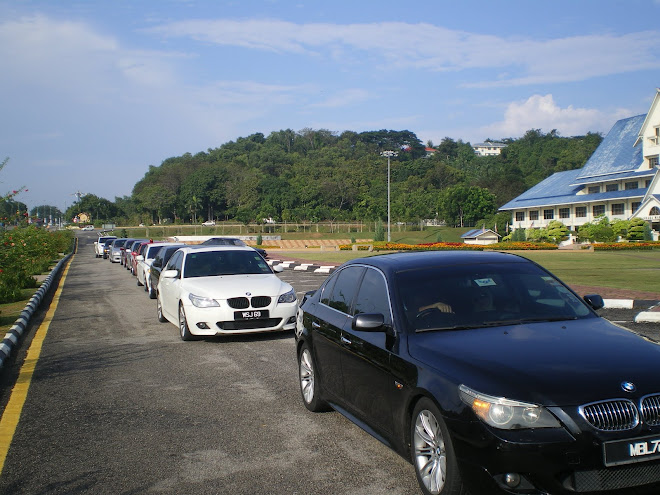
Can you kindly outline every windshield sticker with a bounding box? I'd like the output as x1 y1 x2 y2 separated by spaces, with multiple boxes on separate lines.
542 276 561 286
474 278 496 287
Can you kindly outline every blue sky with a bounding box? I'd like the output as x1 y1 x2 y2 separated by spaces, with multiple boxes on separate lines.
1 0 659 212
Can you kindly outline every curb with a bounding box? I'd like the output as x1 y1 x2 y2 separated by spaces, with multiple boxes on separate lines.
0 254 72 370
269 259 337 274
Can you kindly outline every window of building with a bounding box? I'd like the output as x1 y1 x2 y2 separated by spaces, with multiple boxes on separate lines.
559 208 570 219
543 209 554 220
611 203 624 215
625 181 638 190
593 205 605 217
529 211 539 221
632 202 642 212
606 184 619 192
646 179 652 188
575 207 587 218
515 211 525 222
588 186 600 194
650 206 660 216
649 155 659 168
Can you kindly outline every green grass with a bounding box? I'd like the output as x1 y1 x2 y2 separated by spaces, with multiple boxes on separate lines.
274 249 660 295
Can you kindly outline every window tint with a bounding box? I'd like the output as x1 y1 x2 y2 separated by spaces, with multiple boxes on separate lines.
327 266 364 314
320 275 338 306
354 268 391 323
146 245 163 260
166 251 183 271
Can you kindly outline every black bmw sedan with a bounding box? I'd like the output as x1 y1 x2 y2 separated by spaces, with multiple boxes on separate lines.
294 250 660 495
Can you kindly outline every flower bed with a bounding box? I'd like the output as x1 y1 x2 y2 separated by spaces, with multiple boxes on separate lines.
339 241 559 252
592 241 660 251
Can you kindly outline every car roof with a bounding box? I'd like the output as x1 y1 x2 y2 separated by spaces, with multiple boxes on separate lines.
177 245 254 255
343 250 530 275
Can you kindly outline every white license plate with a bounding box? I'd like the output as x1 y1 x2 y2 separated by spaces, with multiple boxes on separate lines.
235 310 268 320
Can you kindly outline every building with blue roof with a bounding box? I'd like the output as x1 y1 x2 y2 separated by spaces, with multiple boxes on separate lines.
499 89 660 236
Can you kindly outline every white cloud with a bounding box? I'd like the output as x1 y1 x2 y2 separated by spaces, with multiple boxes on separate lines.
144 19 660 85
479 94 631 139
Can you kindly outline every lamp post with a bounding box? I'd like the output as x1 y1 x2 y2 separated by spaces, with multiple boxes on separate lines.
380 151 398 242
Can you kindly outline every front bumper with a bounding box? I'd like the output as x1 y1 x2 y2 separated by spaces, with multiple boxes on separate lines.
450 419 660 494
183 302 298 336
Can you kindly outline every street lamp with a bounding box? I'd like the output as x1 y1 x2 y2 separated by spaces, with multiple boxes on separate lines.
380 151 398 242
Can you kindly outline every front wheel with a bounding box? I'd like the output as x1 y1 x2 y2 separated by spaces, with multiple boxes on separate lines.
157 297 167 323
298 344 329 412
148 279 157 299
411 398 465 495
179 304 195 341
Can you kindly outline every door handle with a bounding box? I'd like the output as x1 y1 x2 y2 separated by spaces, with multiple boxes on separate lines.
341 336 352 345
312 321 321 328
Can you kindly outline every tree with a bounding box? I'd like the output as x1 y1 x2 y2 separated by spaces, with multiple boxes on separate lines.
546 220 569 243
438 185 496 227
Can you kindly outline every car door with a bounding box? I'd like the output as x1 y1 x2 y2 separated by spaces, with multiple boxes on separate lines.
339 267 397 434
159 250 184 322
310 266 364 401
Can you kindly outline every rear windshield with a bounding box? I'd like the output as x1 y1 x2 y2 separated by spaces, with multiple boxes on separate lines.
396 262 594 332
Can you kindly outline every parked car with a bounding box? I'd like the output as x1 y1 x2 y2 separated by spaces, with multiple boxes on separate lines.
102 238 115 259
108 238 128 263
126 239 148 274
148 244 186 299
156 245 297 340
295 250 660 495
201 220 216 226
136 242 176 290
94 235 116 258
201 237 267 259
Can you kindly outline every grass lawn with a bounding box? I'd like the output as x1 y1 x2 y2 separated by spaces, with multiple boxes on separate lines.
273 249 660 295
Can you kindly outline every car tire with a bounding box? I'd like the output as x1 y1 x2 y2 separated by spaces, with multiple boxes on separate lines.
137 276 143 287
157 297 167 323
148 280 157 299
411 398 465 495
179 303 195 341
298 344 329 412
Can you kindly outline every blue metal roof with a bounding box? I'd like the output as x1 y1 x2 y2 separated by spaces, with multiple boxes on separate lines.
576 114 645 180
570 168 655 186
461 228 499 238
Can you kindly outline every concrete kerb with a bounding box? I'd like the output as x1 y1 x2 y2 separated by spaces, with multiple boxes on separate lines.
0 253 72 370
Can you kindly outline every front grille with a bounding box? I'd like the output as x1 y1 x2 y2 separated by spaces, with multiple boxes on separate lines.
227 296 271 309
579 399 639 431
227 297 249 309
251 296 271 308
641 394 660 426
569 461 660 492
218 318 282 330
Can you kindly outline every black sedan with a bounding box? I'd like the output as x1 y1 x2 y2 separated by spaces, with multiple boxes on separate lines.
294 250 660 495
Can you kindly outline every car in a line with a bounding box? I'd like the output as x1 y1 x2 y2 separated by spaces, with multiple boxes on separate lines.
201 236 268 259
136 242 177 290
94 235 116 258
102 238 115 259
148 243 187 299
202 220 216 226
294 250 660 495
126 239 149 274
108 238 128 263
80 225 94 231
156 245 297 341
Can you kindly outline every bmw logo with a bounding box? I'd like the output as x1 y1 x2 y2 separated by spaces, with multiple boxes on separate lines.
621 381 636 393
246 292 252 296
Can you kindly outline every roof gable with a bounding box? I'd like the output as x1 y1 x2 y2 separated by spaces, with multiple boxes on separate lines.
576 114 645 180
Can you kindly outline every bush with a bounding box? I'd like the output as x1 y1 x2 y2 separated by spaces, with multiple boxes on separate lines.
0 227 73 303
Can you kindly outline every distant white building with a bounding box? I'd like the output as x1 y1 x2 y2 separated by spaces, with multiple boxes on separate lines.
473 142 507 156
461 228 501 245
499 89 660 236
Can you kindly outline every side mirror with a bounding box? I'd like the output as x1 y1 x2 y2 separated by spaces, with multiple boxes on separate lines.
352 313 385 332
161 269 179 279
584 294 604 310
136 255 144 261
272 264 284 273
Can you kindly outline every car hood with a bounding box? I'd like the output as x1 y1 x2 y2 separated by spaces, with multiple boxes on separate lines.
408 317 660 406
181 274 290 299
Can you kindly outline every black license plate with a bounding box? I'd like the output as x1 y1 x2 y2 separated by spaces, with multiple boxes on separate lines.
234 310 269 320
603 435 660 466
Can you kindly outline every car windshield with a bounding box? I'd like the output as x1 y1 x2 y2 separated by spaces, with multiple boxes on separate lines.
396 262 594 332
146 245 164 260
202 238 246 247
112 239 127 248
183 251 272 278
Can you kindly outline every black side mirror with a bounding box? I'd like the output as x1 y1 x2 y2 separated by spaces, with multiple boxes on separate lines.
352 313 386 332
584 294 604 310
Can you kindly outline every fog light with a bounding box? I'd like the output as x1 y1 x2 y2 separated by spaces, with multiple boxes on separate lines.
504 473 521 488
196 322 210 329
287 316 296 324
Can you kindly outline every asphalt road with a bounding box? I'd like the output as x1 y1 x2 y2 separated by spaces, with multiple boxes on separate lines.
0 233 420 495
0 233 658 495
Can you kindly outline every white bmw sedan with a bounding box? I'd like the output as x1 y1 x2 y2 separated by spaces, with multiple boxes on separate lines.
156 245 298 341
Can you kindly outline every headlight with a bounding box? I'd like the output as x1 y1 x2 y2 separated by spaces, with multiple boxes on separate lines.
459 385 560 430
278 289 297 304
188 293 220 308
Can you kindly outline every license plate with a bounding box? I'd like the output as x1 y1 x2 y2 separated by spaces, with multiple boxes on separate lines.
603 434 660 466
234 310 269 320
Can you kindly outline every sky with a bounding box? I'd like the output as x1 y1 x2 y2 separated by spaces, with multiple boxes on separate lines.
1 0 659 212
